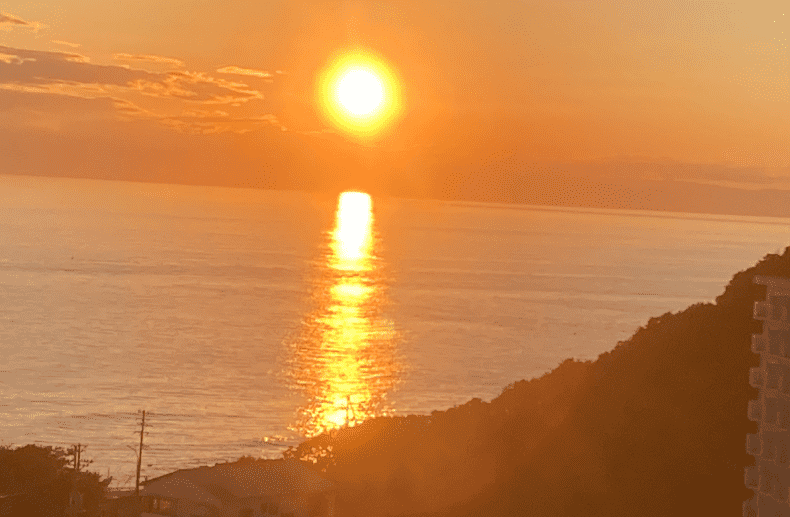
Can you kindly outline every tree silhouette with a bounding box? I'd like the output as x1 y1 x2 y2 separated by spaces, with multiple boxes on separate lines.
0 443 111 517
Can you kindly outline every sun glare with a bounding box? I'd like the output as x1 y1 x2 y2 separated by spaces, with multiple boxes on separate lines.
331 191 373 270
317 50 402 138
336 68 385 116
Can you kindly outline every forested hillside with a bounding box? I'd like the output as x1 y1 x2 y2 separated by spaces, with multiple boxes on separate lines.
288 247 790 517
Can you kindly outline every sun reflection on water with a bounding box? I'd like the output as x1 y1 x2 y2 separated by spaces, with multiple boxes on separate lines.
287 192 400 438
330 191 374 270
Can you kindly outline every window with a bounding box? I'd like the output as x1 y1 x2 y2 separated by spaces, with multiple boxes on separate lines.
145 496 176 516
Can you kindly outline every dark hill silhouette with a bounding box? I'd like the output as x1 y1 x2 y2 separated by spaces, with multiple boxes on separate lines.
287 246 789 517
286 358 593 516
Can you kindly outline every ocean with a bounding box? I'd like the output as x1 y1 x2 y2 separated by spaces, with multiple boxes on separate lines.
1 173 788 488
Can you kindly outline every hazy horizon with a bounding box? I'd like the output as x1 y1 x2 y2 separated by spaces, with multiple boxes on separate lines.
1 0 788 216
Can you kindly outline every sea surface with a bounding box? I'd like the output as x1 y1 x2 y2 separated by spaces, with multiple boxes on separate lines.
1 174 788 488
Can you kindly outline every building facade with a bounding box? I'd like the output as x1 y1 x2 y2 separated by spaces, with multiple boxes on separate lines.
744 275 790 516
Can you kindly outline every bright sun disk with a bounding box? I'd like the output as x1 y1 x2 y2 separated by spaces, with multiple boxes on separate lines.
316 50 402 138
337 68 384 116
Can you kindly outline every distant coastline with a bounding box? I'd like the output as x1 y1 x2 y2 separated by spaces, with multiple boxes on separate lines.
3 170 790 221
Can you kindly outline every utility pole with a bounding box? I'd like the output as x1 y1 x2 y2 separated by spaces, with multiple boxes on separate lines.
135 410 146 497
69 444 84 472
66 443 88 517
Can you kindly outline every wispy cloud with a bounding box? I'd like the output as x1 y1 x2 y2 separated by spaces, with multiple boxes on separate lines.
64 54 90 63
158 111 284 134
128 78 199 99
180 108 230 118
0 12 45 32
0 53 34 65
114 53 184 68
129 70 263 104
216 66 272 78
0 45 262 104
111 97 156 118
0 81 111 100
112 98 282 134
51 40 81 49
0 44 279 137
0 12 29 25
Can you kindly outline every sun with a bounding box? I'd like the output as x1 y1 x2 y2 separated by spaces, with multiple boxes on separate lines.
336 68 385 116
316 49 402 138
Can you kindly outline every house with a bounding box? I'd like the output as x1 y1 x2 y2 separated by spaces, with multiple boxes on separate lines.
100 490 139 517
138 458 336 517
100 493 144 517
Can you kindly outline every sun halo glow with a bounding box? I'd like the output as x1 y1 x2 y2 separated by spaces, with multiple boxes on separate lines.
317 51 401 138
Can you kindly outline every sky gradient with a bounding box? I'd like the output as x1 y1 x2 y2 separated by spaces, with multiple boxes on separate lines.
1 0 788 216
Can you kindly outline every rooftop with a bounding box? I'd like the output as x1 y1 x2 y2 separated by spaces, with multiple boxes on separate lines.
141 458 336 501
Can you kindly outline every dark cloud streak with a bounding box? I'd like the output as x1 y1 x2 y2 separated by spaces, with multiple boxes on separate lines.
0 12 32 26
0 12 45 32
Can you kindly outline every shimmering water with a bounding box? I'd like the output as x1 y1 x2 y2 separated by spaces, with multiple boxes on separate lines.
1 174 788 488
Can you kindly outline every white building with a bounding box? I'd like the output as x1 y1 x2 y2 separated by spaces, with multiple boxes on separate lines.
744 275 790 516
139 458 336 517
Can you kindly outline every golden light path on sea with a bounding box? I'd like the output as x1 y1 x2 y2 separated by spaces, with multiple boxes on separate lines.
288 192 400 438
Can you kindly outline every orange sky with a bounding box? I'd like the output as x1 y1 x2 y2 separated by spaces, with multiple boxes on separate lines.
0 0 788 213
